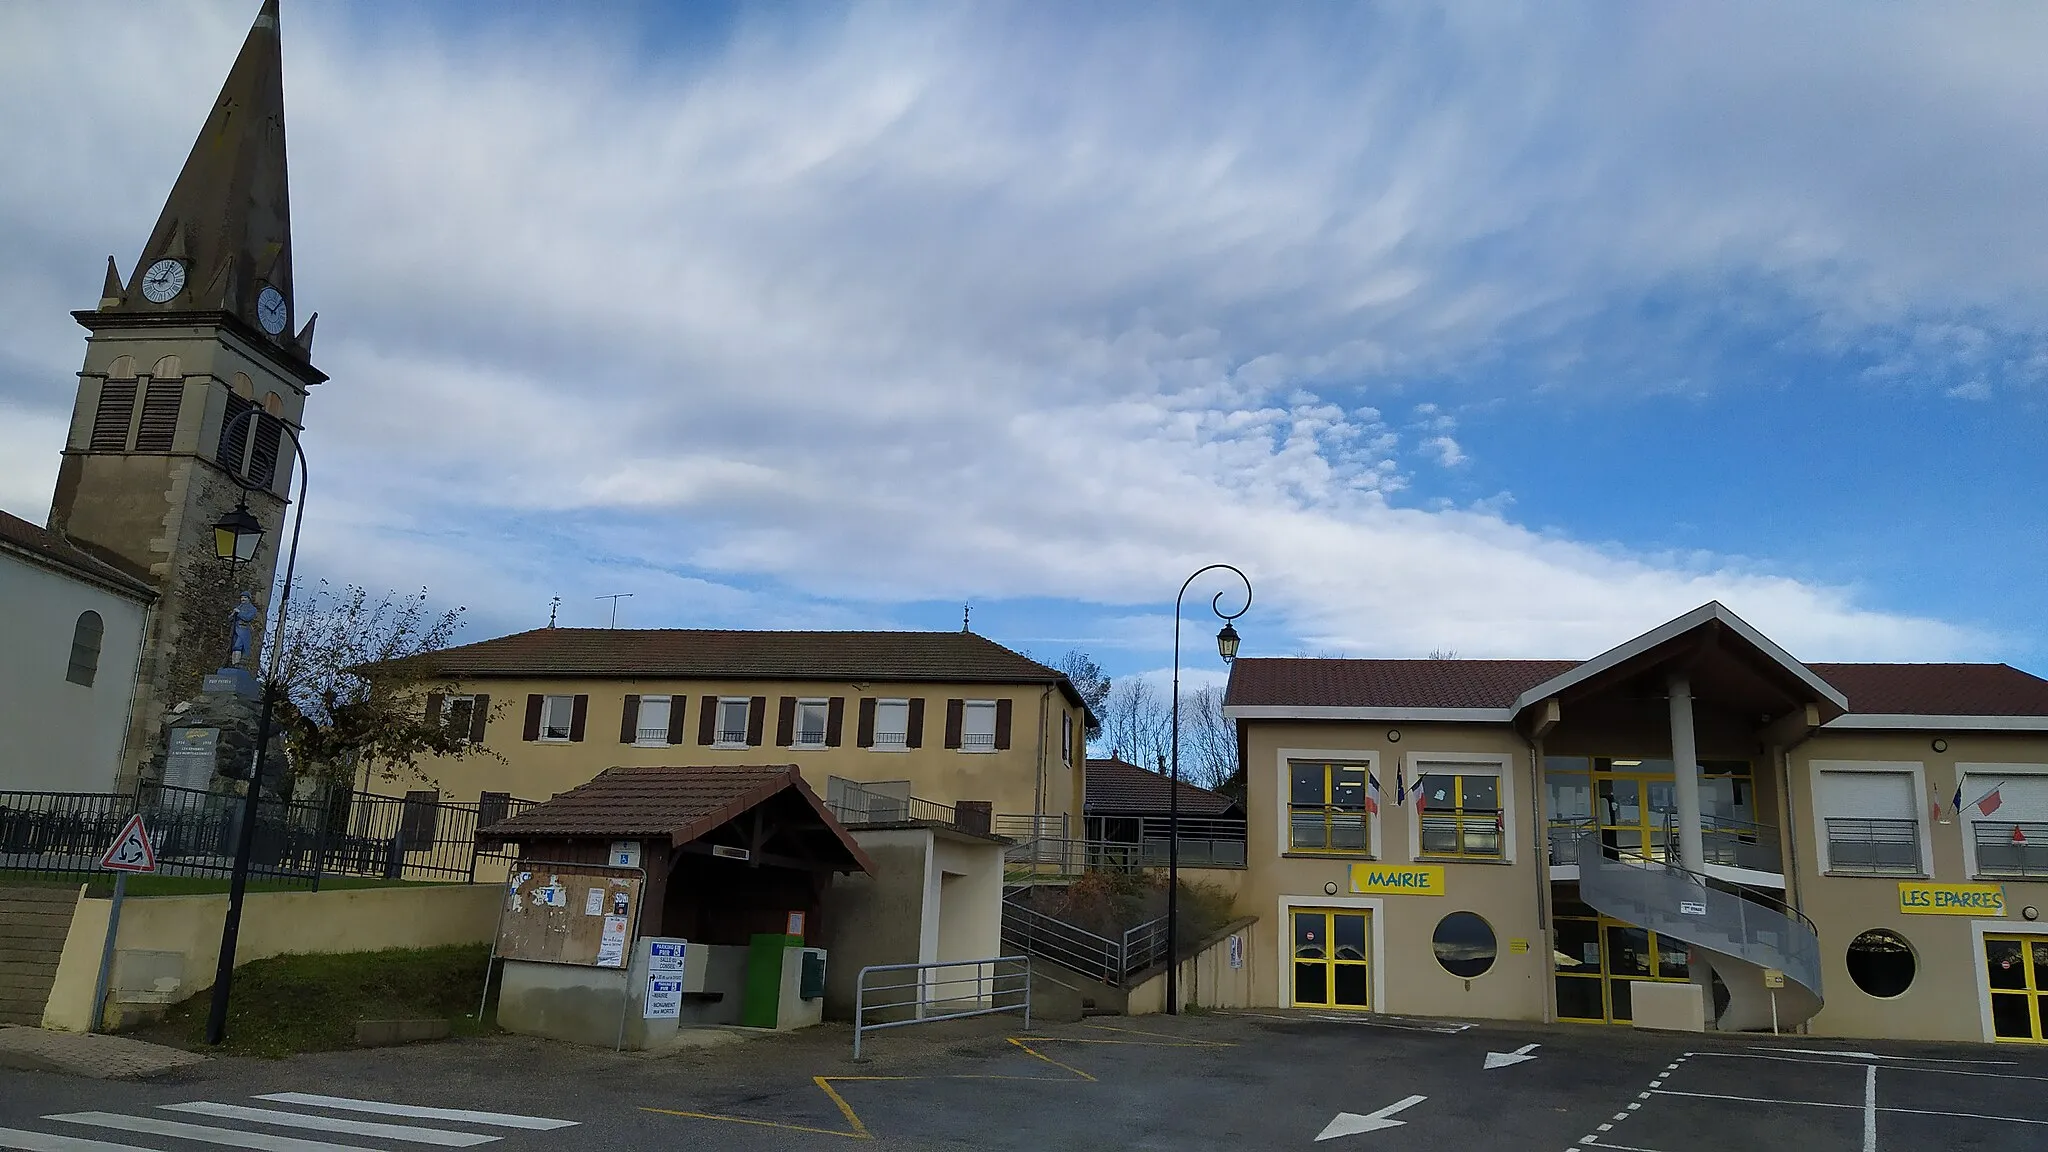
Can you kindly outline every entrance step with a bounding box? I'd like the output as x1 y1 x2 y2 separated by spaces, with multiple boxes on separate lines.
0 887 83 1028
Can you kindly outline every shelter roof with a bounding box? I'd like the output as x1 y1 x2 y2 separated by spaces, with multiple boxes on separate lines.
1084 757 1241 816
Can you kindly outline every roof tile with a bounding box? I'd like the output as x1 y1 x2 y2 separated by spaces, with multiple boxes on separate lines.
1084 758 1239 816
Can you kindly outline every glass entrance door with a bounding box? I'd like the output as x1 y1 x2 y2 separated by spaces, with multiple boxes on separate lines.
1554 910 1691 1023
1293 909 1371 1010
1986 935 2048 1043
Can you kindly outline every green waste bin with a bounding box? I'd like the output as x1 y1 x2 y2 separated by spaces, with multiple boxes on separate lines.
742 933 803 1028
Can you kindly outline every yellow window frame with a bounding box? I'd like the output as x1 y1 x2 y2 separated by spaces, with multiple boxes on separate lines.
1287 761 1373 855
1986 934 2048 1045
1417 772 1504 860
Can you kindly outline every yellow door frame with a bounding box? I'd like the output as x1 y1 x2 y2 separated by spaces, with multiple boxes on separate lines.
1290 907 1373 1010
1985 932 2048 1044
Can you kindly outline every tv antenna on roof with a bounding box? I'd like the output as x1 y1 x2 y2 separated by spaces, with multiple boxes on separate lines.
547 596 560 628
962 602 972 632
595 593 634 629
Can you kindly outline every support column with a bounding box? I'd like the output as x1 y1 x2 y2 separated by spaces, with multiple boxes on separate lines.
1667 674 1706 874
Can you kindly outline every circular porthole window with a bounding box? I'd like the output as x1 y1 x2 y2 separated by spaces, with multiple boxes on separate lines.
1846 929 1916 998
1432 911 1497 978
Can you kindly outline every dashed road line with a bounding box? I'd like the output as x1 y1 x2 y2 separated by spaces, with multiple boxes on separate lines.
1569 1051 1690 1151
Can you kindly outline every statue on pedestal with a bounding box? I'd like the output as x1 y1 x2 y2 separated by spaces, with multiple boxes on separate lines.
227 592 261 667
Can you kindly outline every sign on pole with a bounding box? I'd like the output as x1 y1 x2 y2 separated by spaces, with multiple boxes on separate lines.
99 813 158 874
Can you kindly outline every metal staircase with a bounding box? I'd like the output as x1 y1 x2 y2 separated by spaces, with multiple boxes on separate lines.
1572 829 1823 1030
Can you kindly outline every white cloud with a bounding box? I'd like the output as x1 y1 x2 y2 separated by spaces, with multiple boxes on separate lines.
0 1 2038 664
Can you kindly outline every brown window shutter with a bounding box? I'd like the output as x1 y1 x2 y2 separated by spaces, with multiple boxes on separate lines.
133 380 183 452
620 695 641 743
944 699 964 750
856 698 876 748
569 694 589 742
668 696 689 744
522 694 543 741
747 696 768 746
425 692 444 728
470 694 491 742
775 696 797 747
826 697 846 747
698 697 718 745
906 698 925 748
90 381 137 451
994 699 1014 750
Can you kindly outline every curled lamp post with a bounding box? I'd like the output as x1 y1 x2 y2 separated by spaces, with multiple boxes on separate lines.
204 409 308 1046
1167 563 1250 1016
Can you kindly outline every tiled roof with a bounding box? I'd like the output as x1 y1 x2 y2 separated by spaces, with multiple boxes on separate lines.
1226 656 2048 718
418 627 1087 710
0 509 155 599
479 764 875 873
1807 664 2048 717
1224 658 1576 711
1084 757 1239 816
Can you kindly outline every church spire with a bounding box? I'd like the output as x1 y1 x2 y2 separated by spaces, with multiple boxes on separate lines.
119 1 299 358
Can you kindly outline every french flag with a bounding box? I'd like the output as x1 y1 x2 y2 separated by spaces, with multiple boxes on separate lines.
1975 787 2004 818
1366 773 1382 817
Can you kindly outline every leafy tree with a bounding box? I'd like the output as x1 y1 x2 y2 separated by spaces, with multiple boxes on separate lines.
1054 649 1112 739
266 581 500 790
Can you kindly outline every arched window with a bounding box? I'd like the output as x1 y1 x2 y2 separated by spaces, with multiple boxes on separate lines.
66 611 104 687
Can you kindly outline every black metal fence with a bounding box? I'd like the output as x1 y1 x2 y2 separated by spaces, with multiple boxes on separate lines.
0 783 531 889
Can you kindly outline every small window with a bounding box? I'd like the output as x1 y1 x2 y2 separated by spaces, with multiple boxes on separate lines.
960 700 998 751
1432 912 1497 978
636 695 672 745
794 699 830 748
872 700 910 749
1846 929 1915 998
1289 761 1372 854
1417 771 1504 860
66 611 104 687
1062 711 1075 767
441 695 476 741
1816 767 1922 875
716 698 752 746
539 695 575 741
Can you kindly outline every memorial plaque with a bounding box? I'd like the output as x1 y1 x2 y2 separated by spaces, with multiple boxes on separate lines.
165 727 220 791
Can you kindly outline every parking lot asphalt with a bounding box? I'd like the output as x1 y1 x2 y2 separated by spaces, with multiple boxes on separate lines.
3 1013 2045 1151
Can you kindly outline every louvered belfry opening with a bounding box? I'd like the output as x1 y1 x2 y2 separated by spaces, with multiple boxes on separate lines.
89 381 137 451
133 380 184 452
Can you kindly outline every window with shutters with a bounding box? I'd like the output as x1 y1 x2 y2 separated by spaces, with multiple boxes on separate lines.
636 695 673 745
538 695 576 741
90 380 138 451
66 611 105 687
1959 767 2048 879
960 700 998 752
872 699 910 750
132 380 183 452
1812 762 1928 876
792 699 830 748
441 695 476 743
715 697 752 747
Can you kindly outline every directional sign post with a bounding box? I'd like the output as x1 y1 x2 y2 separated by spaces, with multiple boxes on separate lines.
89 813 157 1033
1484 1042 1541 1069
1316 1095 1427 1141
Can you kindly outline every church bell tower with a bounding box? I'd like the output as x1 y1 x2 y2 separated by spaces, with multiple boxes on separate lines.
48 1 324 788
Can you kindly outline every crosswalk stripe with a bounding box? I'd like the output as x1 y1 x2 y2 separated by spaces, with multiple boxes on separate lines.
0 1126 161 1152
159 1105 498 1148
46 1112 374 1152
250 1096 576 1132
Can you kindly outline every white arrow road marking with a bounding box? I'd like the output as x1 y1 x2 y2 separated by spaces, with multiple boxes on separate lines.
1315 1095 1427 1141
1483 1042 1541 1069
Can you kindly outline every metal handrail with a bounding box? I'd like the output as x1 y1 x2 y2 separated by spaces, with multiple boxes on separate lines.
1971 821 2048 877
999 895 1169 984
852 956 1030 1060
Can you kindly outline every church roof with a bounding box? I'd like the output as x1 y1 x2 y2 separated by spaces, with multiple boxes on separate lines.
97 1 312 366
0 509 155 600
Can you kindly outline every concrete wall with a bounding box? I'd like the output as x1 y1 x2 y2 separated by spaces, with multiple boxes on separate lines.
1787 729 2048 1043
42 883 501 1032
1126 917 1262 1014
819 829 933 1020
1237 720 1552 1020
388 676 1086 824
0 552 149 793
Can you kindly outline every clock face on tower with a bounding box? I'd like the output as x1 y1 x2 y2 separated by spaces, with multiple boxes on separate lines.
140 258 186 303
256 286 289 335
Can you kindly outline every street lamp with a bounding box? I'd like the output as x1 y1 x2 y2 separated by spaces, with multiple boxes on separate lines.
1167 564 1251 1016
204 409 309 1047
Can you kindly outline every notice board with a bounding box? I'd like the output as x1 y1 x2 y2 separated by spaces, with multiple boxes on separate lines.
496 864 645 968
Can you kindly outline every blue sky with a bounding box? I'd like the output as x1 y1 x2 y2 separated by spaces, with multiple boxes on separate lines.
2 1 2044 689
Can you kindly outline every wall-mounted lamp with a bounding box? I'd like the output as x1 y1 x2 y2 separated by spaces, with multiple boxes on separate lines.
2025 906 2040 922
1931 738 1949 753
1387 729 1402 743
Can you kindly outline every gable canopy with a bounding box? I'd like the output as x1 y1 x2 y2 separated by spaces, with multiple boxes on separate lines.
481 764 875 874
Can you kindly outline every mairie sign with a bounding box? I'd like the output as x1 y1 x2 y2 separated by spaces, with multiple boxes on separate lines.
1350 864 1446 897
1898 881 2006 916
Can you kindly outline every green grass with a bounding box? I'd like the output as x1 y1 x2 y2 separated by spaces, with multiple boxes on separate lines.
0 870 451 898
140 943 498 1058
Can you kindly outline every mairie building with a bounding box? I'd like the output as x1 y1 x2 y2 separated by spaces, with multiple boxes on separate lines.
1222 601 2048 1045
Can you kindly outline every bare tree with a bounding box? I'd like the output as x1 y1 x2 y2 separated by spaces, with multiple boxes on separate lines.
1099 677 1171 769
1179 684 1237 791
268 581 501 790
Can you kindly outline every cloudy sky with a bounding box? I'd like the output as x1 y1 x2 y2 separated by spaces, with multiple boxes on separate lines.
3 1 2045 685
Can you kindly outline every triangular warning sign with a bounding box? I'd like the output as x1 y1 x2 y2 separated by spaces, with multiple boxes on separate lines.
99 813 158 873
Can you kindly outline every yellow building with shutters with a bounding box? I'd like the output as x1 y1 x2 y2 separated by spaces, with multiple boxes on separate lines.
380 626 1091 842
